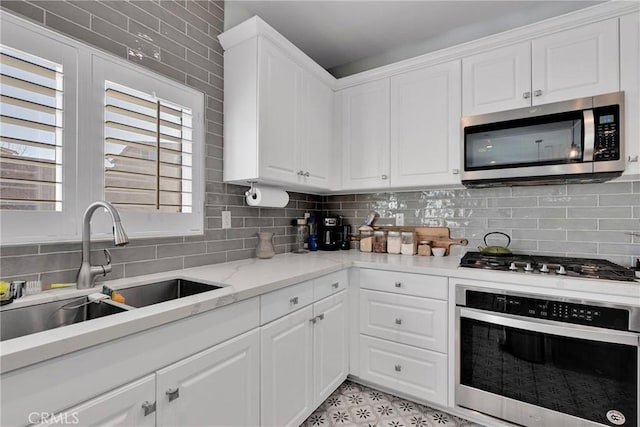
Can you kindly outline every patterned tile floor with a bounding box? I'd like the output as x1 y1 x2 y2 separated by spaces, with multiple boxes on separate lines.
301 380 483 427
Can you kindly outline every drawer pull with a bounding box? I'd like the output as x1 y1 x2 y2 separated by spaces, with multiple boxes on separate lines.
317 313 325 321
394 364 402 372
394 281 402 288
395 318 402 325
290 296 299 305
331 282 340 289
142 401 156 416
166 388 180 402
310 317 317 324
310 313 325 324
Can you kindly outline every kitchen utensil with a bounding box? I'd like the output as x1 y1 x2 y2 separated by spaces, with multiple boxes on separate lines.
477 231 512 255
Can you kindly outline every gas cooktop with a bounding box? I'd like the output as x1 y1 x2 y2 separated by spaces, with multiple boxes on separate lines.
460 251 637 282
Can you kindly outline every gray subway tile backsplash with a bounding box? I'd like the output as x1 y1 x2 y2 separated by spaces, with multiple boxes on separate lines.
325 181 640 266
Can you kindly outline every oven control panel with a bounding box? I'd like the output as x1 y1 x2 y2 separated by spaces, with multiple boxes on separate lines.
464 290 630 331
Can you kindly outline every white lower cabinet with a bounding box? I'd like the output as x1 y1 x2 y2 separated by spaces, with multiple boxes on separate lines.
261 290 348 427
359 335 447 406
34 375 156 427
156 329 260 427
356 269 449 406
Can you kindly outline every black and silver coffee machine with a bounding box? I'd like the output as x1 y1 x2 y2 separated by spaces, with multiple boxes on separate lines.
319 216 341 251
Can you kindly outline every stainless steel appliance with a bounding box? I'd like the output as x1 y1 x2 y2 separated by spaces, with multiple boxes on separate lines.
460 251 637 282
455 285 640 426
461 91 625 187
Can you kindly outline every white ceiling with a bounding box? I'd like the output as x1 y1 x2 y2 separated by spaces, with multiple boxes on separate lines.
224 0 604 77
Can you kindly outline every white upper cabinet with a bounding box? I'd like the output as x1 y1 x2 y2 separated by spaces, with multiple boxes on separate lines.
390 60 461 187
531 19 619 105
341 79 391 190
257 39 302 184
462 18 620 116
620 12 640 177
462 42 531 115
301 73 332 187
220 18 333 191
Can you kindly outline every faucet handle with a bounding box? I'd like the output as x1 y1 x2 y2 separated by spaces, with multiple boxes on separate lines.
103 249 112 265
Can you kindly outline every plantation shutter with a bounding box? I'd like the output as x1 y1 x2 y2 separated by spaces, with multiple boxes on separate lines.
0 46 63 211
104 82 193 213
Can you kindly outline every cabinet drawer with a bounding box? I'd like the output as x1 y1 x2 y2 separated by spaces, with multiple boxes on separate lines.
313 270 348 301
360 290 447 352
260 280 314 325
359 335 447 406
359 269 447 300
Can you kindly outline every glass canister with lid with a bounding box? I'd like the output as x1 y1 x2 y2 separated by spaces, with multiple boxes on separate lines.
373 230 388 253
359 226 374 253
401 231 417 255
387 231 402 254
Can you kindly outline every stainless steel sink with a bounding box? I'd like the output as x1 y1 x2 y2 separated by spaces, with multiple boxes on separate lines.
0 297 131 341
115 279 223 308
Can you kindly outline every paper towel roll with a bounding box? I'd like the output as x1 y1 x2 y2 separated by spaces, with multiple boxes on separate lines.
246 185 289 207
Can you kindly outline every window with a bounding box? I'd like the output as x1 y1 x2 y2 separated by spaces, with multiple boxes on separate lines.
0 46 64 211
0 13 203 244
104 82 194 213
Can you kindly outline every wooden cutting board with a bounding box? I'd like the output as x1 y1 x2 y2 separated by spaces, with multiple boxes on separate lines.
373 226 468 255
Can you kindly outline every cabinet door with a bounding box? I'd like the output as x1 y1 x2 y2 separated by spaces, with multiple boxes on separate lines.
258 38 302 184
34 375 156 427
300 73 332 188
341 79 390 190
461 42 531 115
620 12 640 176
390 61 462 187
156 329 260 427
313 290 348 405
531 19 619 105
261 305 314 427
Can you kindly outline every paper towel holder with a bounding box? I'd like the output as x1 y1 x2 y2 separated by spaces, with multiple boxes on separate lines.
244 181 258 199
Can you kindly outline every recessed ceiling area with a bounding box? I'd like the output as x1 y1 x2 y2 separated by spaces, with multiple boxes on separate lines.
224 1 605 77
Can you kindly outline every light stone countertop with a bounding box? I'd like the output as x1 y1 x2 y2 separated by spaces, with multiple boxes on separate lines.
1 251 639 374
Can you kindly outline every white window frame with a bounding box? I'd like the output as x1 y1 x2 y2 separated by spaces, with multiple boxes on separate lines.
86 55 204 239
0 13 204 244
0 14 79 244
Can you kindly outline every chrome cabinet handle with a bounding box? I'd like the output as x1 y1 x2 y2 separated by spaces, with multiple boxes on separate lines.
381 174 388 180
310 313 325 324
395 318 402 325
394 281 402 288
297 170 304 176
304 171 310 177
331 282 339 289
142 401 156 416
394 364 402 372
523 91 531 99
290 296 299 305
534 89 542 97
166 388 180 402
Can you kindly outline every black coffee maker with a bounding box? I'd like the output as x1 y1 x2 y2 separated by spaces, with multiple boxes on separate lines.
319 216 341 251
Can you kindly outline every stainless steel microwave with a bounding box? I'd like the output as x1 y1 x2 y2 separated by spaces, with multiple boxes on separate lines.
461 91 625 187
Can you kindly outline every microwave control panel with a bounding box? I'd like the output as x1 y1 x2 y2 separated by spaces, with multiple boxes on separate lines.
593 105 620 161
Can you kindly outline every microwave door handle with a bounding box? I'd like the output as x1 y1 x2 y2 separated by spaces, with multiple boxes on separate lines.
458 307 638 346
583 109 595 162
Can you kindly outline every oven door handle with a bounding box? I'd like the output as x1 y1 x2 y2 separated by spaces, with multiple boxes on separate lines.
459 307 639 346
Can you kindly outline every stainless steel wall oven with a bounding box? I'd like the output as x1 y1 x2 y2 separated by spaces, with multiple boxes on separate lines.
455 286 640 426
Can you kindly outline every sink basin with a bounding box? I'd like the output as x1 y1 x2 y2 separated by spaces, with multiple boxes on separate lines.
115 279 223 308
0 297 130 341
